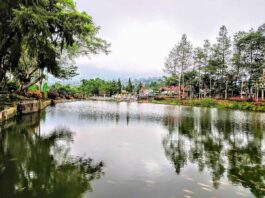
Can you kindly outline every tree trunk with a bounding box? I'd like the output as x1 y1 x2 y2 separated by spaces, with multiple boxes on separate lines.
256 84 259 101
20 74 45 92
240 81 243 99
182 73 185 99
209 77 212 98
225 81 228 99
198 67 201 100
262 89 264 101
39 69 44 92
250 85 253 98
256 83 259 101
178 74 181 99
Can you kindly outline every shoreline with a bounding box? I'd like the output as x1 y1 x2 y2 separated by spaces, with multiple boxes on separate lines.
139 98 265 112
2 97 265 124
88 96 137 102
0 99 81 124
81 97 265 113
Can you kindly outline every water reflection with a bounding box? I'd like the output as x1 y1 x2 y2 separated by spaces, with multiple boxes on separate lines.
0 113 104 198
162 107 265 198
4 101 264 198
57 101 265 197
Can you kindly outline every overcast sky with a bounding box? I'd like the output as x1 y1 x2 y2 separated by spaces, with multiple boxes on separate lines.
74 0 265 80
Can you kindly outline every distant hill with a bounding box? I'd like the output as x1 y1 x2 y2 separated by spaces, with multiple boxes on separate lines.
47 74 163 86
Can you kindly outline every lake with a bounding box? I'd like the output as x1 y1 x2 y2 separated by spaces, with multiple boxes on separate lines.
0 101 265 198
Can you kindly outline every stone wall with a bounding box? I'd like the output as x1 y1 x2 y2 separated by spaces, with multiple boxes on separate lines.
0 100 51 123
0 107 17 123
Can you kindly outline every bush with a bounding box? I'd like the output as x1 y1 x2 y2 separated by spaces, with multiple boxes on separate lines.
48 91 59 100
7 81 19 93
154 96 165 101
253 105 265 111
189 98 217 107
27 90 42 100
241 102 255 110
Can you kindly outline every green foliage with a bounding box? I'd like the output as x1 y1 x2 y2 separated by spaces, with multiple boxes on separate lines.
136 82 142 94
117 79 122 94
149 98 265 112
80 78 121 97
50 82 80 99
28 84 37 91
126 78 133 93
163 24 265 99
7 81 19 93
0 0 109 92
187 98 217 107
164 76 178 86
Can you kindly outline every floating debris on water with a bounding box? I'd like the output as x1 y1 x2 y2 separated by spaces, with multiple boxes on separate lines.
183 189 194 194
201 187 212 192
236 191 247 197
145 180 155 184
185 177 195 182
197 182 211 188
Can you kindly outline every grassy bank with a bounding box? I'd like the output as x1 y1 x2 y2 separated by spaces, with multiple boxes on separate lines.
140 98 265 112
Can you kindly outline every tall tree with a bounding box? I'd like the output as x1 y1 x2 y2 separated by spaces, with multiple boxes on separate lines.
126 78 133 93
193 47 205 99
202 40 212 97
117 79 122 94
236 30 265 98
0 0 109 92
232 31 247 98
212 26 232 98
164 34 193 98
136 82 143 95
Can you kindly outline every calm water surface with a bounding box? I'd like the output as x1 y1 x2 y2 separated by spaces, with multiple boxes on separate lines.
1 101 265 198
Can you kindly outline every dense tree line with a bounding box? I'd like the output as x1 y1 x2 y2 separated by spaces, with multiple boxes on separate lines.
0 0 109 93
49 78 137 99
80 78 137 97
164 24 265 100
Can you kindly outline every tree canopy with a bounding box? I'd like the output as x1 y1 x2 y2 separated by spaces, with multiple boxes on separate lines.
164 24 265 100
0 0 109 92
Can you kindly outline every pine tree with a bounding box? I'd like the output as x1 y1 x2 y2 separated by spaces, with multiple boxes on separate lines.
164 34 193 98
136 82 142 94
117 79 122 94
126 78 133 93
212 25 231 98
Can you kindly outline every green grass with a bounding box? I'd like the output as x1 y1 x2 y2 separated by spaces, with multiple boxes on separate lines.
143 98 265 112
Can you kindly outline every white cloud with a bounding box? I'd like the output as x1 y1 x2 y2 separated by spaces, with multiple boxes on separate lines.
75 0 265 78
77 20 181 76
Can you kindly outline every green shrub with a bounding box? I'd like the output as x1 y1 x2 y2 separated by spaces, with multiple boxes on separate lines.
148 97 265 112
7 81 19 93
190 98 217 107
48 91 59 100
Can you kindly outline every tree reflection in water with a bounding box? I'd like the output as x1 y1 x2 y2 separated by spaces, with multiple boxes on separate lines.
0 113 104 198
162 107 265 198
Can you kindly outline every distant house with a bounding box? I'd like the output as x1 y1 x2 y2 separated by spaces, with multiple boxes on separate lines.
159 86 189 97
139 86 154 97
